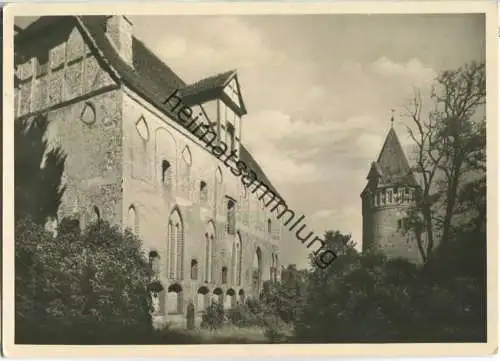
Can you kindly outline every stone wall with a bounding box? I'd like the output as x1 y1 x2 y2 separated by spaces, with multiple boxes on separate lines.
121 90 281 327
15 22 123 229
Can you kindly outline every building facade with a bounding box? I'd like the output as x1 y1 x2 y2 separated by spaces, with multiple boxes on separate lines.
360 121 423 263
14 16 283 327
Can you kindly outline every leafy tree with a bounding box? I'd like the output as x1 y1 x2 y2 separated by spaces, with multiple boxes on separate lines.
15 113 66 225
403 61 486 261
15 218 154 344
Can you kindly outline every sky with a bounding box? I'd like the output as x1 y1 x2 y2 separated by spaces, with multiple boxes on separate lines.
15 14 485 269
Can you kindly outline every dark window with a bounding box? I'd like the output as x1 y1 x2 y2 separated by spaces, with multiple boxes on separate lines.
161 160 171 185
221 267 228 284
200 181 208 202
267 219 272 234
190 259 198 280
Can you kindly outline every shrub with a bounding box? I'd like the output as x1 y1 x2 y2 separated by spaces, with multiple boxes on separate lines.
201 301 225 329
15 218 154 344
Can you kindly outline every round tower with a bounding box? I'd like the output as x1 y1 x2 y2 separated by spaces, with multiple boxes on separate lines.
361 115 422 263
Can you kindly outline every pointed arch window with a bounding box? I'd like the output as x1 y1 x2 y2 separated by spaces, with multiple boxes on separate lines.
167 209 184 280
190 259 198 280
226 197 236 235
136 116 150 141
127 205 138 234
200 180 208 203
221 267 228 284
232 234 242 285
204 221 215 283
180 146 192 196
161 160 172 188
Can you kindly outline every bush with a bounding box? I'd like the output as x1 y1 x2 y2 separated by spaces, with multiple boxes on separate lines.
15 218 154 344
201 301 225 329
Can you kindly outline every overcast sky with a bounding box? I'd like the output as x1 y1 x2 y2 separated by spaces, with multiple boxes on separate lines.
16 14 485 268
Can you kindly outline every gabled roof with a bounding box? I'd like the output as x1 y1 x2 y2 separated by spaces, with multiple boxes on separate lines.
181 70 235 98
366 127 418 187
181 70 247 116
15 16 278 197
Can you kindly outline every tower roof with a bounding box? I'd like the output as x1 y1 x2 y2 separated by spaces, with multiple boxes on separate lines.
367 126 418 187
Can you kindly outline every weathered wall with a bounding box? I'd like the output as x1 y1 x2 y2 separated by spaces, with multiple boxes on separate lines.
121 89 281 326
15 21 123 229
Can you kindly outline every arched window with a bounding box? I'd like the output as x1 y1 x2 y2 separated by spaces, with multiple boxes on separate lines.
225 289 236 310
155 128 177 190
161 160 171 186
90 206 101 224
149 250 160 278
127 205 138 234
180 146 192 195
213 287 223 305
167 283 183 314
204 221 215 283
252 247 262 296
200 180 208 203
232 233 242 285
190 259 198 280
197 286 210 312
167 208 184 280
221 267 228 284
226 198 236 235
238 289 245 304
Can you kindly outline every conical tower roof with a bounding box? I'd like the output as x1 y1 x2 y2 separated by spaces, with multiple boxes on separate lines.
366 123 418 187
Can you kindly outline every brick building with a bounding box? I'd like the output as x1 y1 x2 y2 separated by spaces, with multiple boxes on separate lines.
14 16 283 327
361 120 423 263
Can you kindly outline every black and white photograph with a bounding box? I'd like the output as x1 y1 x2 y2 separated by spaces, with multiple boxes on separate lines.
2 1 497 357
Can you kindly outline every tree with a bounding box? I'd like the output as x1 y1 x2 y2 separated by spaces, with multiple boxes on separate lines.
403 61 486 261
15 218 154 344
15 113 66 225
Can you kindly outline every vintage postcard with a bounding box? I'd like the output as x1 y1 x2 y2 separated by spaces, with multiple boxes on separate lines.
2 1 498 357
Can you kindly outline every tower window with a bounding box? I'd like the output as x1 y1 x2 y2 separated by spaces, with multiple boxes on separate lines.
387 189 393 204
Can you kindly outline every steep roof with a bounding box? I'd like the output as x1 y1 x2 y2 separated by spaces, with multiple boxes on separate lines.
367 127 418 187
15 16 279 198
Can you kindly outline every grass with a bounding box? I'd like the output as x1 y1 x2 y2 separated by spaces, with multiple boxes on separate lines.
155 323 294 344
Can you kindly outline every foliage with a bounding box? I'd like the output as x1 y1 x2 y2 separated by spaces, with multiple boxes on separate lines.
294 226 486 343
201 301 225 329
15 218 155 344
403 61 486 261
15 114 66 226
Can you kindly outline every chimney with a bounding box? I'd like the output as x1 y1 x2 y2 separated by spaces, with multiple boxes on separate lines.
105 16 133 66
